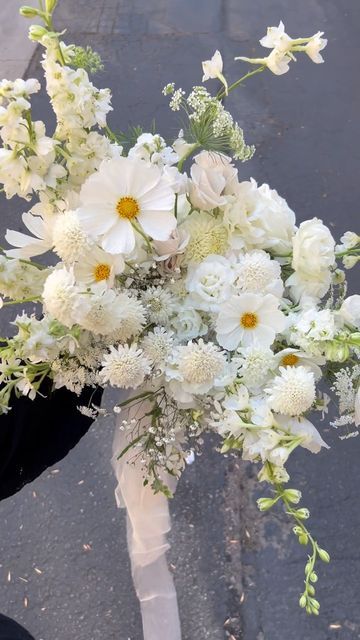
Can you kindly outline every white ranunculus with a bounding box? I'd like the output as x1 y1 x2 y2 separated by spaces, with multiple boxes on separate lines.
189 151 238 211
287 218 335 301
186 254 234 311
224 178 296 254
338 295 360 329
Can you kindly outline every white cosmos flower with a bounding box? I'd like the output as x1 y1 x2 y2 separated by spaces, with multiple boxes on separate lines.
275 415 329 453
265 365 316 416
75 245 124 287
100 344 151 389
274 348 325 380
77 156 176 255
233 250 283 297
5 210 56 259
216 293 286 350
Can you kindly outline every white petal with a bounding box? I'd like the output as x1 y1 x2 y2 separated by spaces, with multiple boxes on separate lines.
137 210 176 241
101 219 135 254
77 206 116 236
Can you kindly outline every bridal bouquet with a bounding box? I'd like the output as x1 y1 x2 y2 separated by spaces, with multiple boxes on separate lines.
1 1 359 616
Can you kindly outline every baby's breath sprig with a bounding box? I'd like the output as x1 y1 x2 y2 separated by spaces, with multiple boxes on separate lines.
258 461 330 615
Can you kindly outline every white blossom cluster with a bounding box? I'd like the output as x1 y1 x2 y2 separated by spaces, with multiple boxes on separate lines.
0 10 359 603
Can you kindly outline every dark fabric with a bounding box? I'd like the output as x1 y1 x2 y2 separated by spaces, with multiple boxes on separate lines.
0 378 103 501
0 614 35 639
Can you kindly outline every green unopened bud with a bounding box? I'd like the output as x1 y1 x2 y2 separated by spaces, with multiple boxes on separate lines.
311 598 320 611
318 548 330 563
307 584 315 596
332 268 346 284
45 0 58 12
324 341 349 362
28 24 48 41
284 488 302 504
257 497 276 511
293 525 303 536
20 5 40 18
350 332 360 346
299 595 307 608
299 534 308 545
295 508 310 520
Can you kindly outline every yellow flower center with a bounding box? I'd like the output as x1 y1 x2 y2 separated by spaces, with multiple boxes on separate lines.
116 196 139 220
94 263 111 282
281 353 300 366
240 312 258 329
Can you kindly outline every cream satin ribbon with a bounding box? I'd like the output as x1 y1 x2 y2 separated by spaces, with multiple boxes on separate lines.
112 400 182 640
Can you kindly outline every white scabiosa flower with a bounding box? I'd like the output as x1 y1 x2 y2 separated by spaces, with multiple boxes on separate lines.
265 366 316 416
43 267 83 328
109 293 146 343
182 211 229 264
53 210 91 263
75 245 125 287
142 286 175 324
77 156 176 254
100 344 151 388
76 286 123 335
216 293 286 350
141 327 174 369
234 250 283 297
235 344 275 388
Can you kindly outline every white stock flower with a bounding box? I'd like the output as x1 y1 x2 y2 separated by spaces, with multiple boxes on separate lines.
189 151 238 211
287 218 335 301
216 293 286 350
275 415 329 453
338 295 360 329
77 156 176 254
75 245 124 286
100 344 151 388
224 179 296 254
234 250 283 297
43 267 82 328
186 255 234 311
53 210 92 263
6 210 55 259
266 366 316 416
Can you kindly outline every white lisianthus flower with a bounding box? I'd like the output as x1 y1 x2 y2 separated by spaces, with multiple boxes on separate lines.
182 211 229 264
202 50 228 94
186 254 234 311
100 344 151 388
5 210 56 259
53 210 92 264
274 348 324 380
189 151 238 211
287 218 335 301
166 340 228 402
233 250 283 297
275 415 329 453
77 156 176 254
216 293 286 350
170 305 208 341
224 179 296 254
266 365 316 416
43 267 83 328
338 295 360 330
304 32 327 63
75 245 125 287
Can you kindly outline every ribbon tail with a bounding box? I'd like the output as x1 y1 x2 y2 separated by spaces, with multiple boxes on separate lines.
112 403 182 640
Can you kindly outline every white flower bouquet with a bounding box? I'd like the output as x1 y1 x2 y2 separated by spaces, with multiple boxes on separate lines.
1 1 360 616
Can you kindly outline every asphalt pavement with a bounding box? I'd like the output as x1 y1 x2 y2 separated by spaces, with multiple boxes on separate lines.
0 1 360 639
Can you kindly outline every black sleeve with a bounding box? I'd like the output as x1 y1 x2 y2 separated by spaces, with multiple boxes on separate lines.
0 378 103 501
0 614 35 640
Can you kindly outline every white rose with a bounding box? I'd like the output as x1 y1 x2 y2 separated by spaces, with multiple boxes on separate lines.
338 295 360 329
224 178 296 254
189 151 238 211
186 255 234 311
287 218 335 301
